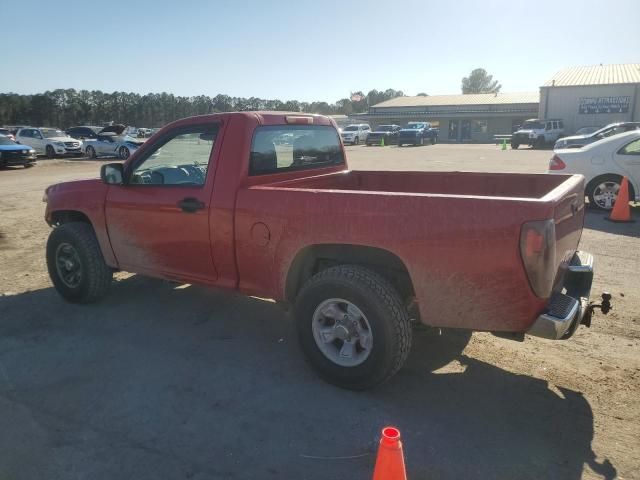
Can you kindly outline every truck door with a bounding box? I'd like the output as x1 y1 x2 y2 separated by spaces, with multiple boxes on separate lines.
105 122 220 283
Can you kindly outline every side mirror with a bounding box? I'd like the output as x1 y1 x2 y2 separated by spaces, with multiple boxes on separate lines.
101 163 124 185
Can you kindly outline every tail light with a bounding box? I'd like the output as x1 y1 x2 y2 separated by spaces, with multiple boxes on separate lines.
549 155 566 170
520 219 556 298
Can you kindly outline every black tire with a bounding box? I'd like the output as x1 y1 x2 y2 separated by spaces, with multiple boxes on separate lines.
430 136 436 145
295 265 412 390
23 163 34 168
419 137 424 146
535 137 546 149
353 137 359 146
511 143 519 149
86 146 97 159
586 174 635 211
398 143 403 147
118 146 130 159
46 222 112 303
46 145 56 158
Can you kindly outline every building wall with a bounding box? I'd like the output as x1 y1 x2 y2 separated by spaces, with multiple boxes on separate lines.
539 84 639 134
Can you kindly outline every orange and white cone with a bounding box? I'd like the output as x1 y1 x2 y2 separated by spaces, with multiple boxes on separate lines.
372 427 407 480
606 176 634 223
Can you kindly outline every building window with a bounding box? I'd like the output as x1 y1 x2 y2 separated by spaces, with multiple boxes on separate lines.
473 120 488 133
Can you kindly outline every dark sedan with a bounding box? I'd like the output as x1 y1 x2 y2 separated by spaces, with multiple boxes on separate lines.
366 125 401 146
0 135 37 167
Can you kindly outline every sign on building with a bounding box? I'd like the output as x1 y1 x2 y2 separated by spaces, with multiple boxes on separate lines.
578 96 631 114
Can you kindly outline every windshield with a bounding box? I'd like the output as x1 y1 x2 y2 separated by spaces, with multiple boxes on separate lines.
343 126 359 131
375 125 395 132
521 121 544 130
404 124 425 129
41 128 65 138
0 136 18 145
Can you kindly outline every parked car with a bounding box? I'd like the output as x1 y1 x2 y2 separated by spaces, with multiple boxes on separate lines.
574 126 603 136
66 126 103 140
43 112 600 390
549 130 640 210
0 128 16 141
137 128 152 138
366 125 401 146
82 124 144 160
0 134 37 167
554 122 640 150
511 119 564 149
15 127 82 157
340 124 371 145
397 122 438 146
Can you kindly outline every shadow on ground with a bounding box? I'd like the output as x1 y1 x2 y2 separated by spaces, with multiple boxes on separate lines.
584 205 640 238
0 276 616 480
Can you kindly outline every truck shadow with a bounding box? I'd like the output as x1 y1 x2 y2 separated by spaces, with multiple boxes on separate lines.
0 276 616 480
584 205 640 238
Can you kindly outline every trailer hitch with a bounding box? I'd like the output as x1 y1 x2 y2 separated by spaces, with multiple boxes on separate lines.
582 292 612 328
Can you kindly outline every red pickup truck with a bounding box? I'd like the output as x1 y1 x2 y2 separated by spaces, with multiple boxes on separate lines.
44 112 599 389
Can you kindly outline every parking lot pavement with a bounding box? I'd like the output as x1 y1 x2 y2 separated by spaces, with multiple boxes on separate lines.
0 145 638 479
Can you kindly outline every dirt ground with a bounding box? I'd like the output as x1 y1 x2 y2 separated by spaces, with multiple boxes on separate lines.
0 144 638 480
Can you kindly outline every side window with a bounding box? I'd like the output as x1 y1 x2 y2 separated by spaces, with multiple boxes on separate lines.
545 122 552 131
618 139 640 155
558 121 564 129
249 125 344 176
129 124 218 186
20 129 31 138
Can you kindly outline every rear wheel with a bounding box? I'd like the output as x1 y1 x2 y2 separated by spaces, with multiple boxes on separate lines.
535 136 546 149
430 136 436 145
46 145 56 158
587 174 635 211
419 137 425 146
295 265 412 390
23 163 34 169
46 222 112 303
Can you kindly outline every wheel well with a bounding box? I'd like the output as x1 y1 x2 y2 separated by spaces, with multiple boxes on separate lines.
49 210 92 227
586 174 637 201
285 244 415 303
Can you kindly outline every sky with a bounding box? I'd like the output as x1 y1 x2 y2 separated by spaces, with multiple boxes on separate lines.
2 0 639 102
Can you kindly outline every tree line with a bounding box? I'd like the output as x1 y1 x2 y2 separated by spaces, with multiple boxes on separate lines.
0 88 404 128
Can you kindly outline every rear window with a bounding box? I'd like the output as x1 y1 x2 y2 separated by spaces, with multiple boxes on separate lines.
249 125 344 176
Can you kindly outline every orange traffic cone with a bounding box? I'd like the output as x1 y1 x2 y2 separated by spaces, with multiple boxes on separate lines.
606 176 634 223
372 427 407 480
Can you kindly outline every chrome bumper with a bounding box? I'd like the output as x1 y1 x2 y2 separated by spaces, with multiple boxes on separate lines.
527 251 594 340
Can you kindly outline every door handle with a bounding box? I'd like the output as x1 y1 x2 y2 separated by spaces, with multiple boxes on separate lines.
177 197 205 213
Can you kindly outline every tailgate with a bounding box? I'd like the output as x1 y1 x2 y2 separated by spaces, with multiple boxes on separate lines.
546 175 586 290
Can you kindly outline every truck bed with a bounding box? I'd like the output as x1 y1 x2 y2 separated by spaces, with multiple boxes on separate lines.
260 170 572 200
235 170 585 333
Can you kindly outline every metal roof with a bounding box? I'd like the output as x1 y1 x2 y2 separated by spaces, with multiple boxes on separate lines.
543 64 640 87
372 92 539 108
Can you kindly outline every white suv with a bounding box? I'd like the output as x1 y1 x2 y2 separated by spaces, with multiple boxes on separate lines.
340 124 371 145
16 127 83 157
511 119 564 149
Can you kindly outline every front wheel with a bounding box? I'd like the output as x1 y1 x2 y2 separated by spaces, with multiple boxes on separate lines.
46 145 56 158
430 136 436 145
295 265 412 390
86 146 97 159
511 143 519 149
118 146 130 159
46 222 113 303
587 174 634 211
353 137 359 146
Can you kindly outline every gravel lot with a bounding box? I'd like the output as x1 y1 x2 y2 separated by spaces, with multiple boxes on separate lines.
0 144 638 480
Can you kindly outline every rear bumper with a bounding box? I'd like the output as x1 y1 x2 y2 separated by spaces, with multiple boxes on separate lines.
527 251 594 340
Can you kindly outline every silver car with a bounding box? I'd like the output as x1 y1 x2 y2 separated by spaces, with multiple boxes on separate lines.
554 122 640 149
82 124 144 159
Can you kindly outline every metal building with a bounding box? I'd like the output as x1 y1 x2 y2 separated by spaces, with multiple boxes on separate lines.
539 64 640 134
356 92 539 142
